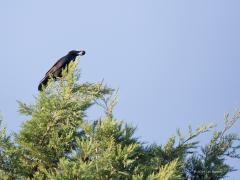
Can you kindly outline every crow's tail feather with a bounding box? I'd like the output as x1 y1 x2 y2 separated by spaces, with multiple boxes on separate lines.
38 76 49 91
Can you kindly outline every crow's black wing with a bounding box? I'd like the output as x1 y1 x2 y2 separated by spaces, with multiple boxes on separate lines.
45 57 66 76
38 56 67 91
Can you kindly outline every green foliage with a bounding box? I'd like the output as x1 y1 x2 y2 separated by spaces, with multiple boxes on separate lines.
185 111 240 179
0 61 239 179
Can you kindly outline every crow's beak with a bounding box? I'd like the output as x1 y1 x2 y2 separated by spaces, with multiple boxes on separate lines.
78 50 86 56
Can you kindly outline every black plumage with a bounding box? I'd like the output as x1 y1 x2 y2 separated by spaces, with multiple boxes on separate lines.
38 50 85 91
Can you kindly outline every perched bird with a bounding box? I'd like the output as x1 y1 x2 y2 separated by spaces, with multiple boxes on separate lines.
38 50 85 91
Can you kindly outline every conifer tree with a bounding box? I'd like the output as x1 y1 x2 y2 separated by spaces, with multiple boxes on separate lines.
0 60 239 179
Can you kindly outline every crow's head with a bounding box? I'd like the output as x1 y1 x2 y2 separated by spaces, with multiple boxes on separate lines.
68 50 86 56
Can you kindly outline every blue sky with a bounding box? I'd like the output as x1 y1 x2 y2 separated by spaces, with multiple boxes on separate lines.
0 0 240 178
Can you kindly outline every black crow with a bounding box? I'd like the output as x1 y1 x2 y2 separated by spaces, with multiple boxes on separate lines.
38 50 85 91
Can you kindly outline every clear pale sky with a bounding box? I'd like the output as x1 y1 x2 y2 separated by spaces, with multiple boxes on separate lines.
0 1 239 179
